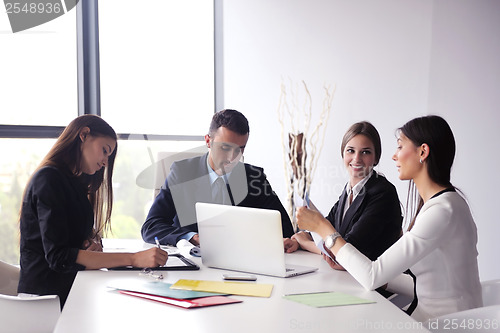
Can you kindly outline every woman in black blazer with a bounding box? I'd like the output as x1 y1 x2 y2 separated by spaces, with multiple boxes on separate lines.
285 121 402 269
18 115 168 307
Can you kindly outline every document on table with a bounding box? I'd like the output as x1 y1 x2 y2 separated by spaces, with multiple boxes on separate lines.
283 291 375 308
109 280 226 299
118 290 242 309
171 279 273 297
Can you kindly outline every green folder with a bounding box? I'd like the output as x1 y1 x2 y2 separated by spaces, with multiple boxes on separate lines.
283 291 375 308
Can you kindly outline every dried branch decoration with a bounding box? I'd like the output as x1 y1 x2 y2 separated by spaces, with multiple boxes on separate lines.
277 79 336 231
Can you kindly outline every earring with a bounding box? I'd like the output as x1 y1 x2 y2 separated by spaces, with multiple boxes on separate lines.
419 159 423 164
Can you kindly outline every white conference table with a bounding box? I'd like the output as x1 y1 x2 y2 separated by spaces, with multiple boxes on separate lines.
54 239 429 333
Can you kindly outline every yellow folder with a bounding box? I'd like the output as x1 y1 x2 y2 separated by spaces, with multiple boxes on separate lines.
170 279 273 298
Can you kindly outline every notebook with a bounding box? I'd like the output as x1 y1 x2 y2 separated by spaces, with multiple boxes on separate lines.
195 202 318 278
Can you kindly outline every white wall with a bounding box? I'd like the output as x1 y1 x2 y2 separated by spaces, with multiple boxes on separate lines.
221 0 500 280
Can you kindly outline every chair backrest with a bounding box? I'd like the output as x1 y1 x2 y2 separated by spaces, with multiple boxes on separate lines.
0 294 60 333
0 260 20 296
482 279 500 306
153 146 206 198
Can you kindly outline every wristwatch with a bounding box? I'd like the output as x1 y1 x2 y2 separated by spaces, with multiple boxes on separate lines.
324 232 341 249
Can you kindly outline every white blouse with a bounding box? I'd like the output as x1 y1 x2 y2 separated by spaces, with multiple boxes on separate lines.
336 191 483 322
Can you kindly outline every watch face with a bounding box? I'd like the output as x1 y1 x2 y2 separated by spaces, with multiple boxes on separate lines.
325 236 333 249
325 232 339 249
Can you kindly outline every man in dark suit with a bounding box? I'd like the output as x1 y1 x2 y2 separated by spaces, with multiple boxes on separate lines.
141 109 294 246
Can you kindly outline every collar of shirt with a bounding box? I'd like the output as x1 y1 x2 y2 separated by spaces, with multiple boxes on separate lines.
346 170 373 201
206 155 231 185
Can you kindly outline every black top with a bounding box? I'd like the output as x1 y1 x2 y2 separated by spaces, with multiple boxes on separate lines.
431 187 456 199
142 153 294 245
325 172 402 260
18 166 93 307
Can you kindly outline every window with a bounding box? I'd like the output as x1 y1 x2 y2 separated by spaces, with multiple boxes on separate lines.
98 0 213 239
98 0 215 135
108 138 205 239
0 139 56 263
0 5 78 264
0 1 215 264
0 7 77 126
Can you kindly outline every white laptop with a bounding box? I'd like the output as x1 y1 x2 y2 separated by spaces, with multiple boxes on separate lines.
195 202 318 278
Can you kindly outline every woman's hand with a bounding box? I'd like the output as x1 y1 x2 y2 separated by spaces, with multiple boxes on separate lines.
285 231 321 254
131 247 168 268
284 229 317 254
283 237 299 253
292 231 313 243
296 206 335 238
322 253 346 271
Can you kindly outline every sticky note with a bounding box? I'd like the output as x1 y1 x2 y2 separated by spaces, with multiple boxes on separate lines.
171 279 273 298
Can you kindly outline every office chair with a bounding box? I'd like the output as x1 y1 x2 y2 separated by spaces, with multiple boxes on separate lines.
481 279 500 307
0 259 20 296
1 294 61 333
0 260 61 333
152 146 206 198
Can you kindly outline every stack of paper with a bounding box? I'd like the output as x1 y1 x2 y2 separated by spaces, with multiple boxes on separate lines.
118 290 241 308
109 280 241 309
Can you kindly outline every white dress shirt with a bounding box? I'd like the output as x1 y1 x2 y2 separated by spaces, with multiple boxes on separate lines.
336 191 482 322
342 170 373 218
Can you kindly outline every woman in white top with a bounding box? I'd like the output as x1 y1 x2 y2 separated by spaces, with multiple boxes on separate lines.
297 115 482 322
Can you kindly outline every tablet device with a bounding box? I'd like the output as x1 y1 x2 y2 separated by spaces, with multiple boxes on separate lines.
109 253 199 271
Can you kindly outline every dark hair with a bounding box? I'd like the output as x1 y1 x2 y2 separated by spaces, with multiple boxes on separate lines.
341 121 382 166
208 109 249 136
398 115 456 230
399 115 455 188
26 115 117 235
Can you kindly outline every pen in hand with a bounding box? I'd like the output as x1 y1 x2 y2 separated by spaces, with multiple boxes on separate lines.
154 237 168 269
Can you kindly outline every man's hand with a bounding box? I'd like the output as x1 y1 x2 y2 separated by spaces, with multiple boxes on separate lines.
190 234 200 246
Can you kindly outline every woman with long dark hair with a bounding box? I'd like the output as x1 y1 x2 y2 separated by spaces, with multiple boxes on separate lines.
297 115 482 321
18 115 167 307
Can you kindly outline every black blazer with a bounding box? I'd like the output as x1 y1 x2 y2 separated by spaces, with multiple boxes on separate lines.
142 153 294 245
18 166 92 307
325 172 402 260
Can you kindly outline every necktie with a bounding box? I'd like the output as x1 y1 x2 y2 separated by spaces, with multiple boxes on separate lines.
213 177 226 204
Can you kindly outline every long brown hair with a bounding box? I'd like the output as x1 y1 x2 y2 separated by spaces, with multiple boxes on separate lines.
24 115 117 235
